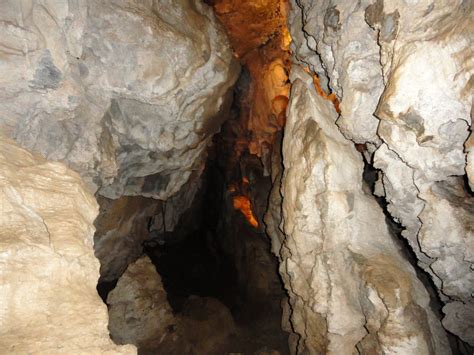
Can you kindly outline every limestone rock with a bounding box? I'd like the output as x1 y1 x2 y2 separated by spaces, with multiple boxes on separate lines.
107 256 178 352
289 0 474 345
107 256 235 354
288 0 383 144
94 196 162 281
94 168 204 281
0 0 239 199
273 67 450 354
0 137 134 354
467 130 474 191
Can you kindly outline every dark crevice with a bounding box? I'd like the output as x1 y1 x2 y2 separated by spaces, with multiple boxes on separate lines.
135 81 291 353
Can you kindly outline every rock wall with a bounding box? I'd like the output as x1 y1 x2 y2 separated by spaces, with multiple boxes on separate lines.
94 195 162 281
286 0 473 347
266 67 451 354
0 137 134 354
209 0 291 163
0 0 240 301
0 0 239 199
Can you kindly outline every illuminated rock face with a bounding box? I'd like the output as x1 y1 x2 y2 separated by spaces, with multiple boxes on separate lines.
0 138 134 354
270 67 450 354
210 0 291 160
280 0 473 349
0 0 239 200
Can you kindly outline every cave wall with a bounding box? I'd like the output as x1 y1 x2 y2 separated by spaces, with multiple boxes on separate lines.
0 137 134 354
0 0 238 351
107 255 236 354
267 67 451 354
0 0 239 199
1 0 472 353
264 0 473 352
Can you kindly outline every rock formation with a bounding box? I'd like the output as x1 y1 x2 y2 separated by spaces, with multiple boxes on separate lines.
0 137 134 354
0 0 239 199
108 256 235 354
267 67 451 354
0 0 238 351
1 0 472 353
107 256 177 352
286 0 474 348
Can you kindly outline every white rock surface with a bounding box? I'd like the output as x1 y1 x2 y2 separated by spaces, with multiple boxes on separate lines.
270 67 450 354
0 137 134 354
288 0 474 345
0 0 239 199
289 0 384 144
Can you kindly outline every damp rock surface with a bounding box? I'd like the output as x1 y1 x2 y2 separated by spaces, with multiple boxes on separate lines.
0 137 134 354
0 0 239 199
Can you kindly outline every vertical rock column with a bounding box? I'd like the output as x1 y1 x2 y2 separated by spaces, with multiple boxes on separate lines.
269 67 450 354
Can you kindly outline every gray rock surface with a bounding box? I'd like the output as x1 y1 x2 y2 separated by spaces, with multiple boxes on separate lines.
107 256 177 351
0 0 239 199
288 0 473 345
94 167 203 281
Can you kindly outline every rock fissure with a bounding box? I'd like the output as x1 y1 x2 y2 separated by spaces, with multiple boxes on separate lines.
1 0 473 354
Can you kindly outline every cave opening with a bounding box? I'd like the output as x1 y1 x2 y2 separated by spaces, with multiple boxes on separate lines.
94 64 291 354
92 1 294 353
2 0 474 353
143 119 289 352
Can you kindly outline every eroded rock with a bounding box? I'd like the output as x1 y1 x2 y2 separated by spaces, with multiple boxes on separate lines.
288 0 474 346
107 256 178 352
269 67 450 354
0 0 239 199
94 196 162 281
107 256 235 354
0 137 134 354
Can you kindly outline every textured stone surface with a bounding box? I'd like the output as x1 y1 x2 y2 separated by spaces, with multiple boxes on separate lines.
94 168 203 281
210 0 291 161
0 0 239 199
94 196 162 281
467 131 474 191
107 256 177 352
179 296 236 355
268 67 450 354
288 0 474 346
107 256 235 354
0 137 134 354
289 0 383 144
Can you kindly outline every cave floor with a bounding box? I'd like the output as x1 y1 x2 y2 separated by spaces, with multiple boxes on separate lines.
145 232 290 355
